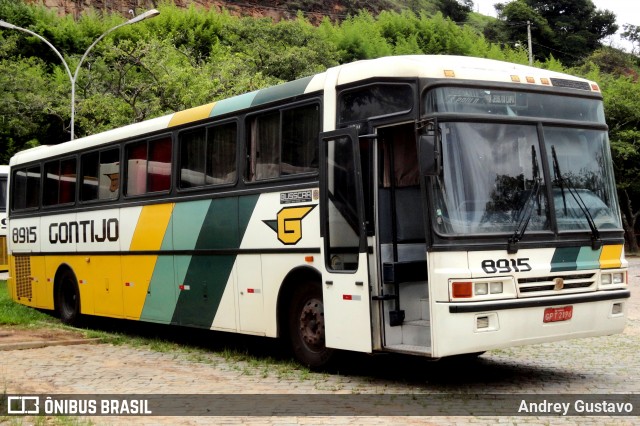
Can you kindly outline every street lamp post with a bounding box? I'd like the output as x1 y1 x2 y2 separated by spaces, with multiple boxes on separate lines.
0 9 159 140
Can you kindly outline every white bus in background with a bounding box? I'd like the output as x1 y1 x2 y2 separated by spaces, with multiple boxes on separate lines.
0 165 8 271
7 55 630 368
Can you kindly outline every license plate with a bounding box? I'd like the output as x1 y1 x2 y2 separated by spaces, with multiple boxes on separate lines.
543 306 573 323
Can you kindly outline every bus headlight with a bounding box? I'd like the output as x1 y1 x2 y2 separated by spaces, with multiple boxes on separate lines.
450 278 512 301
473 281 504 295
601 271 625 286
490 282 503 294
475 282 488 295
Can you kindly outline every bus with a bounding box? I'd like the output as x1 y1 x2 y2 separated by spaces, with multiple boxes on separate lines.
7 55 629 367
0 165 8 271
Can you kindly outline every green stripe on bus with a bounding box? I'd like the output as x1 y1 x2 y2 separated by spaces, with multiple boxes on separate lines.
550 246 581 272
251 76 314 107
170 194 260 328
172 254 235 327
195 197 239 249
140 255 178 324
576 246 602 270
172 199 211 250
211 91 258 117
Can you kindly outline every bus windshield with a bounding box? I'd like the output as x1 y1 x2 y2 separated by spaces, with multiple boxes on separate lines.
0 177 6 212
424 87 621 236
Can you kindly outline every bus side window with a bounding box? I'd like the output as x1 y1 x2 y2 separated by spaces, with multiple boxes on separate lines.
180 128 207 188
247 112 280 181
281 105 319 175
207 122 237 184
247 104 319 182
126 141 148 196
12 166 40 210
180 123 237 188
43 158 76 206
125 137 172 196
81 148 120 202
148 137 172 192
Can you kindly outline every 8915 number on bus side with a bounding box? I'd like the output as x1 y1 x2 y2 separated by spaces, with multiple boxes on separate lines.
12 226 37 244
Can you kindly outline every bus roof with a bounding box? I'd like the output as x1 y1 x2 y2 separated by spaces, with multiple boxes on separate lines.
9 55 597 167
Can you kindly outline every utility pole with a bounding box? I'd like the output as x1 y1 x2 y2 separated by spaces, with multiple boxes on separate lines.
527 20 533 66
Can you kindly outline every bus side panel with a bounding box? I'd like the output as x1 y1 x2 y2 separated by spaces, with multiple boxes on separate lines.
122 255 156 320
32 256 52 309
237 191 321 338
125 203 174 320
170 197 240 328
43 256 93 315
77 255 123 318
139 255 176 324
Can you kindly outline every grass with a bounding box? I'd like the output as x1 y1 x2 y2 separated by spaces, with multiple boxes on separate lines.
0 280 323 384
0 280 58 326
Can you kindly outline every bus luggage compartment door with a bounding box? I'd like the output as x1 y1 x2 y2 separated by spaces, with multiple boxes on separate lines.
319 129 373 353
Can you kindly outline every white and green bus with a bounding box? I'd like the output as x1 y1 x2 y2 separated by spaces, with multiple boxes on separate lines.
7 55 629 367
0 165 8 271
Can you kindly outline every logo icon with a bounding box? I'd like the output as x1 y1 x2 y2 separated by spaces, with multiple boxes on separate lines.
264 205 315 245
7 396 40 414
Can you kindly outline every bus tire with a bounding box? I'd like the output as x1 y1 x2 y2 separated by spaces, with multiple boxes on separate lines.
288 281 334 369
56 269 81 326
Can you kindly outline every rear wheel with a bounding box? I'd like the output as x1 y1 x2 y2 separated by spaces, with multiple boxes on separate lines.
56 269 81 326
288 282 334 369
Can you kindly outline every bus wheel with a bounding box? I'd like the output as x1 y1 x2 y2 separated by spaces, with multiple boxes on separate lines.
56 269 81 326
288 282 334 369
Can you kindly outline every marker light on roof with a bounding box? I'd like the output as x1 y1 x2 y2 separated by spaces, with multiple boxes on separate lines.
540 78 550 85
511 75 521 82
444 70 455 78
591 83 600 92
526 76 535 83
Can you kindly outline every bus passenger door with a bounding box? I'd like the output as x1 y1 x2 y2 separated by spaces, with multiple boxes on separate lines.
319 129 372 353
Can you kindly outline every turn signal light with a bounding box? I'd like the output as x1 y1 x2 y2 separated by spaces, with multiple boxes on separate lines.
452 281 473 298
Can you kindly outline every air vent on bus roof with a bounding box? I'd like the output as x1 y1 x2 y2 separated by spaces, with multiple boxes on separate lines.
549 78 591 91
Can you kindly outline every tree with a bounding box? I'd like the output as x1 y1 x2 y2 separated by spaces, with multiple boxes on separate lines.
436 0 473 22
488 0 617 66
621 24 640 56
580 59 640 252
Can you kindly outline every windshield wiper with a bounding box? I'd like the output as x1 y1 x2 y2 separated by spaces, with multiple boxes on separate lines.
508 146 542 254
508 178 541 254
551 146 602 250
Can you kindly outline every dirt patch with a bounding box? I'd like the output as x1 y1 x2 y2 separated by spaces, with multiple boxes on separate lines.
0 325 86 345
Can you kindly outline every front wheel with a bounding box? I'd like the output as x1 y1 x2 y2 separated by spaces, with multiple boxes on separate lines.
288 282 334 369
56 269 81 326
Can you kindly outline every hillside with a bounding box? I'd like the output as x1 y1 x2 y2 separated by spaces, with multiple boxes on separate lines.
25 0 426 22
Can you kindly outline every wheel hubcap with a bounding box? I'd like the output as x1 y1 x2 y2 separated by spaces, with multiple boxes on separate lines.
299 298 324 350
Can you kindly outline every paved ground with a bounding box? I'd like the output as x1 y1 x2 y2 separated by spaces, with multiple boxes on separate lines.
1 259 639 425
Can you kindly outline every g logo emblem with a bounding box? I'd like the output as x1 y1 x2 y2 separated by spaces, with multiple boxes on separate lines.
264 205 315 245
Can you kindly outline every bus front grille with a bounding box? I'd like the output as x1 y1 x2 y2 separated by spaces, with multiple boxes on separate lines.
14 255 32 300
517 272 596 297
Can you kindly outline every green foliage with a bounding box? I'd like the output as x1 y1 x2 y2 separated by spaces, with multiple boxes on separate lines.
488 0 617 66
0 281 55 325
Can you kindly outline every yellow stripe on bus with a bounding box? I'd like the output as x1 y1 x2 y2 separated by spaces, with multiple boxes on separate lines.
130 204 175 251
599 245 623 269
167 102 216 127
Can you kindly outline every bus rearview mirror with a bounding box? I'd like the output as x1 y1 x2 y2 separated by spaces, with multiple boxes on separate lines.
419 133 441 176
